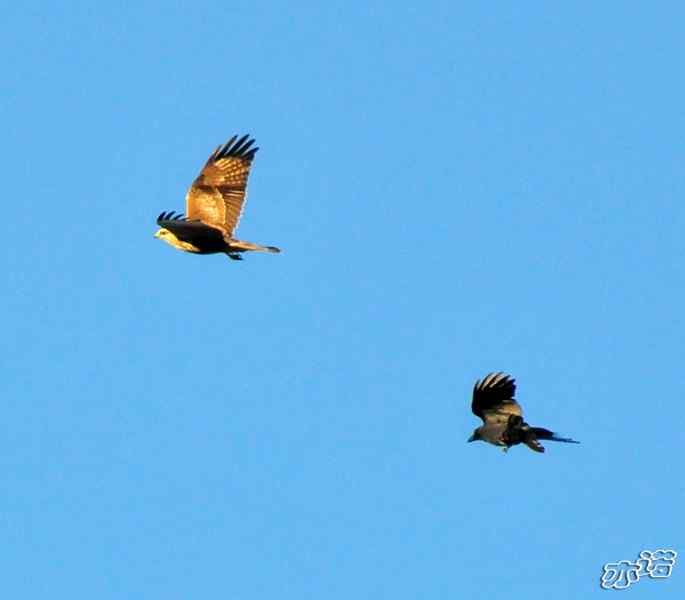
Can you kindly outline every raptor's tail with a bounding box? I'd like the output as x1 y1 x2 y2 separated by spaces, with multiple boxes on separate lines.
532 427 580 444
231 240 281 254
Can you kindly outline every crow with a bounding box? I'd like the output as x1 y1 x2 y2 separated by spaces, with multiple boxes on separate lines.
468 372 579 453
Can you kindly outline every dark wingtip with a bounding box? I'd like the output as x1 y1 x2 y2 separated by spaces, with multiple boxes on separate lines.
245 146 259 160
157 211 185 224
213 134 258 161
231 133 251 154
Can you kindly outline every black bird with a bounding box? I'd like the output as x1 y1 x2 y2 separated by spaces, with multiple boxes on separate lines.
467 372 579 453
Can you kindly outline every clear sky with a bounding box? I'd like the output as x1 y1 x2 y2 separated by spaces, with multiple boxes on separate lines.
2 2 683 598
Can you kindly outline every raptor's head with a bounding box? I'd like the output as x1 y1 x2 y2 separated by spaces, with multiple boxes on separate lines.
154 228 180 248
154 227 201 253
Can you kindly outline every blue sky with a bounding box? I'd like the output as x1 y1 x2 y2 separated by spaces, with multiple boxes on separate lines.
2 2 683 598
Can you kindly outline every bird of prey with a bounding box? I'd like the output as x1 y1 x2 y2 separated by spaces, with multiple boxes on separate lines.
467 372 579 453
154 134 281 261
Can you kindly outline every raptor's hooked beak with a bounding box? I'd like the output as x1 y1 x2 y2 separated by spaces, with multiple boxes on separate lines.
467 434 476 443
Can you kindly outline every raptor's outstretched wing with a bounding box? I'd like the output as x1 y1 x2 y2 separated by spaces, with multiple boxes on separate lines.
185 134 258 237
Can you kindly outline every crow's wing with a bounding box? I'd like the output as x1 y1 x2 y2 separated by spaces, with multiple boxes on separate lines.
185 134 258 237
472 372 522 425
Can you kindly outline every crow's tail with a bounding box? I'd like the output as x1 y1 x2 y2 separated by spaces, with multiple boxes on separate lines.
532 427 580 444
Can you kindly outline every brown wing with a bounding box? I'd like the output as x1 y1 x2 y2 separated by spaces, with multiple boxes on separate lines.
185 134 258 236
471 372 523 425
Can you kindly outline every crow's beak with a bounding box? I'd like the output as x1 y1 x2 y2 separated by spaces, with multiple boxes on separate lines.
467 434 476 443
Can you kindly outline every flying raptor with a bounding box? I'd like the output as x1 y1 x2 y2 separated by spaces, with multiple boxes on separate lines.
155 134 280 260
467 372 579 453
